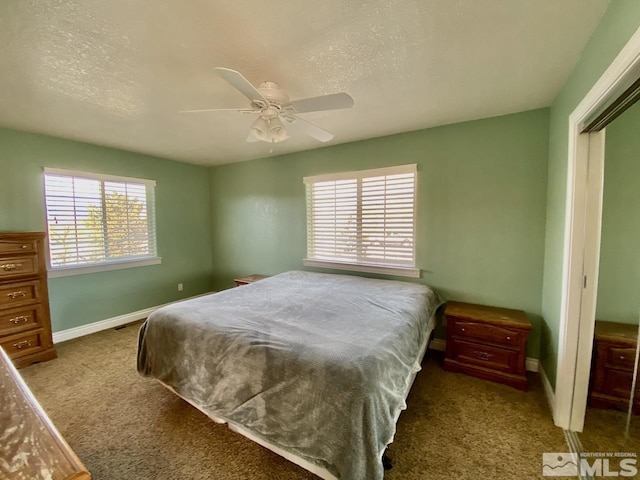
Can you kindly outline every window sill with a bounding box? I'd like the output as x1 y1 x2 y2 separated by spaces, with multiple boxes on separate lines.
303 259 420 278
48 256 162 278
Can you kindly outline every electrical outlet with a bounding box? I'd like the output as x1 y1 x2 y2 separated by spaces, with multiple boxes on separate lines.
177 283 183 292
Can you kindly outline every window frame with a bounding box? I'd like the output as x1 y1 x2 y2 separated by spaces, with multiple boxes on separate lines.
43 168 161 278
303 164 419 278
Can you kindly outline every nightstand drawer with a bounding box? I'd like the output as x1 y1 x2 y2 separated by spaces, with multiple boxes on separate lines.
448 339 519 373
600 368 640 398
606 346 637 371
451 318 524 349
0 256 38 279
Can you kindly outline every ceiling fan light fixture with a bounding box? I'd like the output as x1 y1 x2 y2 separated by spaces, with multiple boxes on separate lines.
196 68 352 145
250 116 269 141
269 116 288 143
272 129 289 143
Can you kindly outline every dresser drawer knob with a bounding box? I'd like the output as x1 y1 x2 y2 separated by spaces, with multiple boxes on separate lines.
21 245 28 249
620 356 625 360
1 263 23 271
460 328 466 332
473 350 493 360
13 340 31 349
506 336 511 340
6 291 27 299
9 315 30 324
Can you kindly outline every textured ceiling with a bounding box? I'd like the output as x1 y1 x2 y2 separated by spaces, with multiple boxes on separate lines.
0 0 610 165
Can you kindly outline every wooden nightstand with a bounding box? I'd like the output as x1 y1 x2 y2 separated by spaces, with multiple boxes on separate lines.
443 301 532 391
589 320 639 413
234 274 270 286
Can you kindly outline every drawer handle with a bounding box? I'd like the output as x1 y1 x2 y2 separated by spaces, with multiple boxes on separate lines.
473 350 494 360
506 336 512 341
9 315 30 324
460 328 466 332
620 356 625 361
6 291 27 299
1 263 23 272
13 340 31 349
21 245 28 249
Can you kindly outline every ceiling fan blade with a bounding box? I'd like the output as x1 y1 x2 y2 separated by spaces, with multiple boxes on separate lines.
286 93 353 114
286 115 334 142
214 67 269 106
179 108 257 113
246 132 260 142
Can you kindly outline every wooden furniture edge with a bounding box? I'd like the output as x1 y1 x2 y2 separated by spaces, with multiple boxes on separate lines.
443 358 529 391
0 346 90 478
234 274 270 285
445 301 532 329
0 231 47 240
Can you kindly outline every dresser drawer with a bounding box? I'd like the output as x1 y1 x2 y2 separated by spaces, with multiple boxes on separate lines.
606 346 637 371
0 256 39 279
0 239 37 255
0 306 43 336
600 368 640 398
1 330 45 359
0 281 42 309
448 338 519 373
450 318 524 349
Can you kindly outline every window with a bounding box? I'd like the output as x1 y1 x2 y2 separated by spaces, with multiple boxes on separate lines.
303 164 418 278
43 168 160 276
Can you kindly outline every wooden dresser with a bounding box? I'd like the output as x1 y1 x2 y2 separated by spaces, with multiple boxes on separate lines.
0 232 56 368
443 301 532 391
0 346 91 479
589 320 639 413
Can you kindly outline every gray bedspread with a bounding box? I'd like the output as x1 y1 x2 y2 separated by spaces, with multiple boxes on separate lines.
137 271 444 479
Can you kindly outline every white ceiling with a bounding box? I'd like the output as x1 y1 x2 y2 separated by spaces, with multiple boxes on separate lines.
0 0 610 166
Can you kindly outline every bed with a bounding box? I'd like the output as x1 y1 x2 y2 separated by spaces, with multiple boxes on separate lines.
137 271 444 479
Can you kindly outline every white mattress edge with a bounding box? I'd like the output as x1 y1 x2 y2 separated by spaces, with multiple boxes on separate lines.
158 381 338 479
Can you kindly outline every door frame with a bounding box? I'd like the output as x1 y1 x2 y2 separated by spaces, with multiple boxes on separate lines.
555 26 640 431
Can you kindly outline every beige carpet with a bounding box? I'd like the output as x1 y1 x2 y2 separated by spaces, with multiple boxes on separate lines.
581 405 640 454
20 322 567 479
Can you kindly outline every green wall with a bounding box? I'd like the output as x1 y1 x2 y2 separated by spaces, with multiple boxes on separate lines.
595 101 640 324
1 1 633 373
0 127 213 332
209 109 550 358
541 1 640 387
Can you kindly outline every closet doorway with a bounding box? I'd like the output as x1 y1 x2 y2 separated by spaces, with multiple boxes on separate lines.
578 100 640 454
554 26 640 435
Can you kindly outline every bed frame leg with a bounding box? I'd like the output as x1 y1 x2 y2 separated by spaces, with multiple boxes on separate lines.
382 451 393 470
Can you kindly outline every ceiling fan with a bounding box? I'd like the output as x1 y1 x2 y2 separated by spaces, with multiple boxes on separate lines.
180 68 354 144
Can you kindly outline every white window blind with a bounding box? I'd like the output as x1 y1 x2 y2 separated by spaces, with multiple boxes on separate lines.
43 168 157 270
303 164 417 276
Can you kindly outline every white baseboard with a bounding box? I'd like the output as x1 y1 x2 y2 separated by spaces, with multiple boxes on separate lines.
428 338 540 373
525 357 540 373
429 338 447 352
52 307 156 343
539 363 557 419
52 292 215 344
